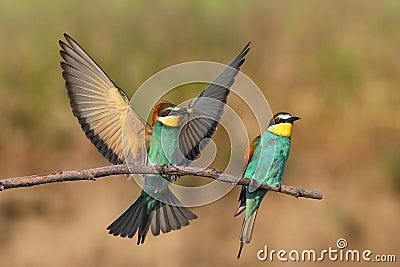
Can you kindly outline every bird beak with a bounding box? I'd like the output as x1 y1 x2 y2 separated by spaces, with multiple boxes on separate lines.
288 116 301 122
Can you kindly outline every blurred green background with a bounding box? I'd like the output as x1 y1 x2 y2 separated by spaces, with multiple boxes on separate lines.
0 0 399 266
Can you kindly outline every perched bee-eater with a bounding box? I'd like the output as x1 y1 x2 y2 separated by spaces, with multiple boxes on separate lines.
235 112 301 258
59 34 250 244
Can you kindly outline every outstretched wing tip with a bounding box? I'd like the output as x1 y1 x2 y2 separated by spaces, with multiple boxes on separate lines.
58 41 68 54
239 41 251 56
242 41 251 54
178 42 250 164
229 41 251 70
63 33 74 44
245 41 251 49
59 33 76 49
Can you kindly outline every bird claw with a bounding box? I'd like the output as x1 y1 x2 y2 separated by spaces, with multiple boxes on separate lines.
159 164 167 170
277 183 282 192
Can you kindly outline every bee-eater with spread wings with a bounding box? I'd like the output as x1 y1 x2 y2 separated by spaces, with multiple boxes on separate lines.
59 34 250 244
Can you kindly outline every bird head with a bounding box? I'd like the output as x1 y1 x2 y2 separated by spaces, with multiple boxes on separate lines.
267 112 301 138
152 101 191 128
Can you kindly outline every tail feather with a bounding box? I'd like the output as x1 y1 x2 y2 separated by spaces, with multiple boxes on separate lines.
234 186 247 217
178 206 197 220
107 191 197 244
122 199 142 238
159 205 171 233
234 206 246 217
167 191 197 221
172 205 190 226
237 242 244 259
108 196 142 238
129 207 143 238
150 202 161 236
138 211 151 244
121 208 138 238
166 205 180 230
237 209 258 259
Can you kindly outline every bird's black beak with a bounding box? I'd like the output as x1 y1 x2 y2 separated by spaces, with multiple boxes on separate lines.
288 116 301 122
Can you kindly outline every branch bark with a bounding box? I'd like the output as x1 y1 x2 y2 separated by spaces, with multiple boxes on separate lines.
0 164 323 200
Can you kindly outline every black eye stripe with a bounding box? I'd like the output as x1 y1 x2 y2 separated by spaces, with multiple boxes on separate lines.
269 114 292 127
159 109 172 117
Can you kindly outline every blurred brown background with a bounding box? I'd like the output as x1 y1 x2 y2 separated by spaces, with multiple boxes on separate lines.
0 0 399 266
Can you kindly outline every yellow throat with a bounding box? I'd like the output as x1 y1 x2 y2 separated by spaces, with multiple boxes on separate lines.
157 115 182 127
267 123 293 137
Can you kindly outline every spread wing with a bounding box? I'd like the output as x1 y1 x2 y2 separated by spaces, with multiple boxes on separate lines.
59 33 150 165
177 42 251 165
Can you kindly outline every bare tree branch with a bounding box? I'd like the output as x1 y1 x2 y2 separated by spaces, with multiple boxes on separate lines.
0 164 323 200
